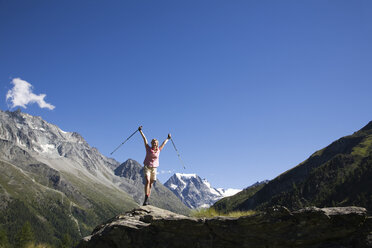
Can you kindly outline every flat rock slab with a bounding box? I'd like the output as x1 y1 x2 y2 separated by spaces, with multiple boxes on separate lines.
77 205 371 248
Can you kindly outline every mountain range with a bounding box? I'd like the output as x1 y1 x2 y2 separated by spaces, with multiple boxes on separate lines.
0 109 189 246
114 159 191 213
164 173 241 209
213 121 372 214
2 109 371 246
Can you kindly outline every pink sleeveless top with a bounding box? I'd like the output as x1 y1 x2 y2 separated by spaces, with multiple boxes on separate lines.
143 144 162 168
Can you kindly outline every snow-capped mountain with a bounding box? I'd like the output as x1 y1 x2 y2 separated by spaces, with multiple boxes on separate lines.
0 109 119 183
0 109 190 243
164 173 241 209
0 109 189 213
0 109 138 241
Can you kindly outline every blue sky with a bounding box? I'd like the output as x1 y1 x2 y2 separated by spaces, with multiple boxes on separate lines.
0 0 371 189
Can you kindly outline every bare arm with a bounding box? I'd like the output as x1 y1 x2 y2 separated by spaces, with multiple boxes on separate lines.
138 126 148 147
159 133 171 150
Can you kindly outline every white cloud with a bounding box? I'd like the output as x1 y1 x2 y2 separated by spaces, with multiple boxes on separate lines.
6 78 55 110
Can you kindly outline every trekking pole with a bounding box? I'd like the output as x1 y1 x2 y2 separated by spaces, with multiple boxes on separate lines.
170 137 186 169
110 126 141 155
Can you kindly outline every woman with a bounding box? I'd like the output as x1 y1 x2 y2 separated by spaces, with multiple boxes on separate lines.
138 126 171 206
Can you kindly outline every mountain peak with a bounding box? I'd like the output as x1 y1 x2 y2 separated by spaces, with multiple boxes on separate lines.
0 109 115 174
165 173 241 209
125 158 141 164
4 109 25 123
360 120 372 132
114 159 142 181
175 173 197 179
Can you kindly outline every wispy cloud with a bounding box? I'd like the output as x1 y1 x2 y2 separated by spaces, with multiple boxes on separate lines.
6 78 55 110
157 170 175 175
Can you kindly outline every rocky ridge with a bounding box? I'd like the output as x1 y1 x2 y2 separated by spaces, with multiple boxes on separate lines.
77 205 372 248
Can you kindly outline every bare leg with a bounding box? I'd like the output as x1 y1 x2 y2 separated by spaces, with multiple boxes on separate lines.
148 180 155 196
144 175 151 196
143 175 155 206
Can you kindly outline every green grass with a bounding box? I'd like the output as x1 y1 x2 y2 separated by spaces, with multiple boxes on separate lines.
24 243 52 248
57 171 138 236
0 159 139 247
191 207 257 218
212 183 266 213
352 136 372 158
60 171 138 213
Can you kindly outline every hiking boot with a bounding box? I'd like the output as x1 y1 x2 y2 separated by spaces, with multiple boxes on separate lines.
143 196 149 206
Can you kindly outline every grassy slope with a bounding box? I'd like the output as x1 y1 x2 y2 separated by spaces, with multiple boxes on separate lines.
191 208 257 218
0 160 75 245
259 126 372 212
0 160 138 246
212 183 265 213
214 121 372 214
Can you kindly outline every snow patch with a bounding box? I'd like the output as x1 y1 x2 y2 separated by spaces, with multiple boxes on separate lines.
169 183 178 190
179 179 187 191
201 178 220 196
202 178 211 188
17 138 27 148
40 144 55 153
176 173 197 179
60 129 68 134
198 203 211 209
216 188 241 197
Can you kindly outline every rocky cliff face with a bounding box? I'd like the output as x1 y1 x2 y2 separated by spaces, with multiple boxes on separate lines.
77 205 372 248
0 109 120 179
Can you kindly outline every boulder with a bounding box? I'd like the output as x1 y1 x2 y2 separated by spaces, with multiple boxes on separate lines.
77 205 371 248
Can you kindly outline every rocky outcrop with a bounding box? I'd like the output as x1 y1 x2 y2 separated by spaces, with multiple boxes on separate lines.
77 205 372 248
